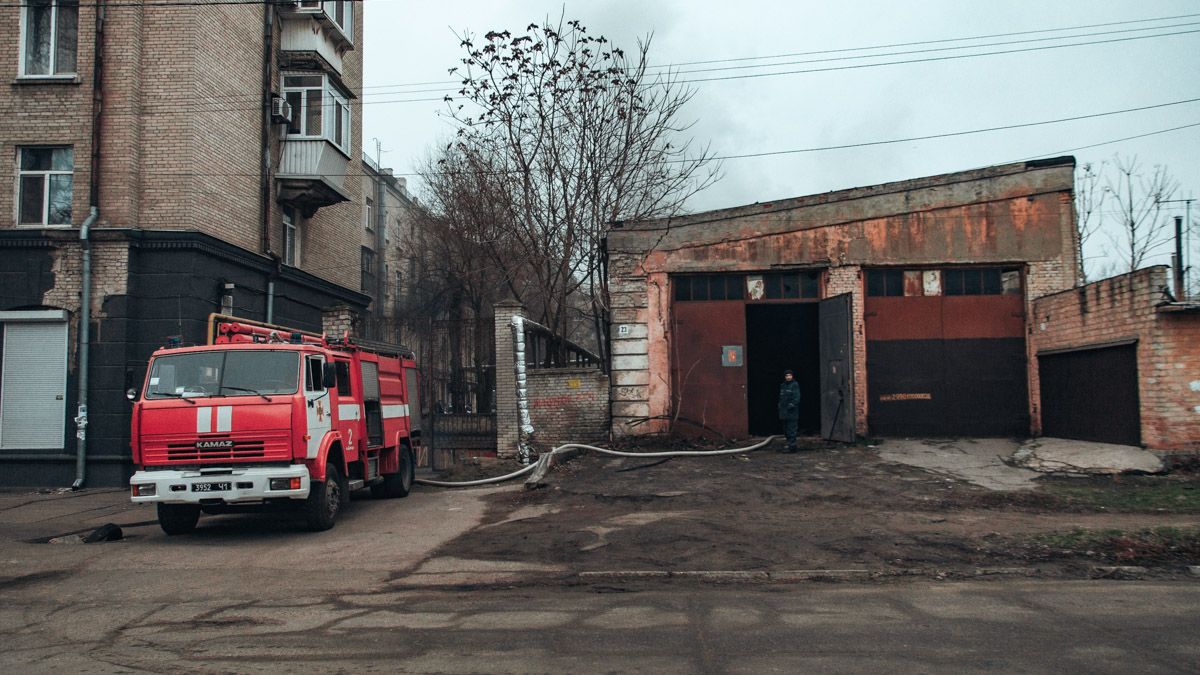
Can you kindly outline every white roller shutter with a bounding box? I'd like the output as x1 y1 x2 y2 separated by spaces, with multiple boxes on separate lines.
1 322 68 450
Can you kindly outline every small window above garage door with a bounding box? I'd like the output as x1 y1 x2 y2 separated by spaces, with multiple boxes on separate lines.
867 267 1022 297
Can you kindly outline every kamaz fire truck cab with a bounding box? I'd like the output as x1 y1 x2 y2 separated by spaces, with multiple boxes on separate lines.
129 316 421 534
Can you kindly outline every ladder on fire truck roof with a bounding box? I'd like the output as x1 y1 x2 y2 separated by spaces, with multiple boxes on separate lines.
205 313 415 358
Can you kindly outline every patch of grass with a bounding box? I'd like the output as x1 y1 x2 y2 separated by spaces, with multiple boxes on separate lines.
1038 476 1200 513
1022 526 1200 564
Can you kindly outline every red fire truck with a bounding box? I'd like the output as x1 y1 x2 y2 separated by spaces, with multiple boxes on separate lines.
128 315 421 534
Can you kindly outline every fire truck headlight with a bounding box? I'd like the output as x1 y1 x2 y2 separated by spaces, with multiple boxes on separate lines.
131 483 156 497
270 477 302 491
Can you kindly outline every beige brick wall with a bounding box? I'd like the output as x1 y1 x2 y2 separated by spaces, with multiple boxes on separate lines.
0 2 98 230
493 301 521 456
1032 266 1200 451
2 0 366 294
527 368 609 448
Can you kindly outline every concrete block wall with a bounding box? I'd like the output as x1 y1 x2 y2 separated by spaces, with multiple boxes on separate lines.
1031 266 1200 451
609 255 655 436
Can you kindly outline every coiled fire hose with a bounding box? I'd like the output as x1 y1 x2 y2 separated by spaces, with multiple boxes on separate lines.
414 435 782 488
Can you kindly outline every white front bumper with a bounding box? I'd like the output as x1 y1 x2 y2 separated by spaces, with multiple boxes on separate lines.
130 465 311 504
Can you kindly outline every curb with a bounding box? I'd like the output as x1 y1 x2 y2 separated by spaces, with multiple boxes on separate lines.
577 567 1043 583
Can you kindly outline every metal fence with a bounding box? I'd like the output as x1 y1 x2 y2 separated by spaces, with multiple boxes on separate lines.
427 412 496 469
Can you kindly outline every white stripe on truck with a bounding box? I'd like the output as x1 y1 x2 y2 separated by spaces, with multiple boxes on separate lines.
338 404 361 421
381 404 409 419
196 407 212 433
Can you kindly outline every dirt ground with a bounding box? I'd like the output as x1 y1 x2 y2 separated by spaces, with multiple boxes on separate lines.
432 437 1200 577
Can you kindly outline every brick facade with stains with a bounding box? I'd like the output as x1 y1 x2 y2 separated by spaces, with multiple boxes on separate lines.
606 159 1079 440
1031 267 1200 452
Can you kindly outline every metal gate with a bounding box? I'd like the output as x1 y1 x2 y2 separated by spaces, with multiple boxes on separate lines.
1039 343 1140 445
427 413 496 469
819 293 855 442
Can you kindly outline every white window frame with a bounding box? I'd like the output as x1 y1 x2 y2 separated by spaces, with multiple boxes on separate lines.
16 146 73 227
297 0 353 45
365 197 373 231
18 0 79 79
283 206 301 266
281 72 352 157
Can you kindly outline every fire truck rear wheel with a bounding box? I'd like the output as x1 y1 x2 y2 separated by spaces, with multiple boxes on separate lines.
157 504 200 535
374 445 415 499
304 463 342 531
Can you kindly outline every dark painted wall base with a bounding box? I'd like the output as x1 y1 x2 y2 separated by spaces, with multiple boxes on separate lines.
0 229 368 488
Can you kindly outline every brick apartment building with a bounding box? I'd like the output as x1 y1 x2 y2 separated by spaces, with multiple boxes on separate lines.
606 158 1081 443
0 0 373 486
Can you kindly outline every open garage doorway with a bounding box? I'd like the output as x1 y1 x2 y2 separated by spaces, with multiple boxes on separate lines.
746 304 820 436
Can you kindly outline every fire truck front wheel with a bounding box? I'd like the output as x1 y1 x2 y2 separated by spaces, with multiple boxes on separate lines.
157 504 200 535
304 463 343 531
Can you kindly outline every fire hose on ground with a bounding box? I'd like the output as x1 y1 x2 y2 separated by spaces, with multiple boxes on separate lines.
414 435 783 488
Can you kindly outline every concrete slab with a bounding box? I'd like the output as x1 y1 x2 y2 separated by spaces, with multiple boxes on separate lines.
1013 438 1165 475
875 438 1040 491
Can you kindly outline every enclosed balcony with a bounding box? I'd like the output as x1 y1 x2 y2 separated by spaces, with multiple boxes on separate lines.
276 139 351 213
279 0 354 75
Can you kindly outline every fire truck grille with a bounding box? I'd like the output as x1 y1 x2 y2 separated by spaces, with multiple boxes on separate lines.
142 431 291 464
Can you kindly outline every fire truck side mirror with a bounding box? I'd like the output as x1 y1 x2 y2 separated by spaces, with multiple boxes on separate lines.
322 362 337 389
125 388 139 402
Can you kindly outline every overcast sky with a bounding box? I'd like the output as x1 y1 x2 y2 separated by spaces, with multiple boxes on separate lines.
361 0 1200 280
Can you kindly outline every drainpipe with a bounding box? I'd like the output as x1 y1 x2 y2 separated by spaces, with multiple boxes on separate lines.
73 208 99 489
258 0 274 256
73 1 106 490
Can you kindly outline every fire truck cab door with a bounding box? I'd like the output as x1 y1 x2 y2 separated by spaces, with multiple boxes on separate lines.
303 355 331 459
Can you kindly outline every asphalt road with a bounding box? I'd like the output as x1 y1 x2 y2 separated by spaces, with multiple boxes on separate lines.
3 486 1200 672
3 577 1199 673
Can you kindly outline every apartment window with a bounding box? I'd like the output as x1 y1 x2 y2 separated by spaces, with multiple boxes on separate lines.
17 147 73 226
282 73 351 155
282 206 300 266
365 197 374 231
361 247 376 293
21 0 78 77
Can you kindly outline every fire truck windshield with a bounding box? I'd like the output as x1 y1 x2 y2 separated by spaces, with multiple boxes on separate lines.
145 351 299 400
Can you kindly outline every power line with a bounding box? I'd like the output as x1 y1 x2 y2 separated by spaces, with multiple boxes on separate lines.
358 11 1200 91
675 28 1200 84
5 23 1194 120
83 96 1199 179
690 97 1200 163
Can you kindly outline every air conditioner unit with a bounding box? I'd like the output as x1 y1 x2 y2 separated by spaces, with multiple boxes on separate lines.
271 97 293 125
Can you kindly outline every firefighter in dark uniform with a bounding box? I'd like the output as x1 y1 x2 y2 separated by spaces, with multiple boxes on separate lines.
778 369 801 452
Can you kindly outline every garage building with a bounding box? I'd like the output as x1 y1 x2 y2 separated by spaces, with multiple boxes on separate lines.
605 158 1079 441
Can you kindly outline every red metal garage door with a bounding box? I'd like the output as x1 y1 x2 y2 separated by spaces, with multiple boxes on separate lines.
672 297 748 438
865 268 1029 437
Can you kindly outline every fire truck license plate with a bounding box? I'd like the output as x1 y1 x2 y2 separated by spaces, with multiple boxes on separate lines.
192 482 231 492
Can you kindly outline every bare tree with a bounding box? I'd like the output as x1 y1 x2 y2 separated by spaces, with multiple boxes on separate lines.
1073 161 1106 284
1105 155 1179 273
435 18 718 365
